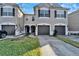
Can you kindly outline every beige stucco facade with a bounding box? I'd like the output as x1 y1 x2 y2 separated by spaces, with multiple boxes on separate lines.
0 3 24 35
0 3 68 35
24 3 68 35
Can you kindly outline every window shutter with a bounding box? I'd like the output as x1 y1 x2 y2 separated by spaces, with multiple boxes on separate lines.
32 17 35 21
49 10 50 17
54 10 57 18
1 8 3 16
38 9 40 17
13 8 15 16
64 11 66 18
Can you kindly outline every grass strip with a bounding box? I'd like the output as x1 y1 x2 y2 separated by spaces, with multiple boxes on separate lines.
56 36 79 48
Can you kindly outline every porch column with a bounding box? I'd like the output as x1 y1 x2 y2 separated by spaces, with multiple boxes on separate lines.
29 25 31 34
35 25 38 35
50 25 53 35
15 25 20 35
0 25 1 30
65 25 68 35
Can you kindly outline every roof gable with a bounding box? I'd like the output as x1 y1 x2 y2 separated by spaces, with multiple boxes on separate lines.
34 3 51 8
34 3 68 10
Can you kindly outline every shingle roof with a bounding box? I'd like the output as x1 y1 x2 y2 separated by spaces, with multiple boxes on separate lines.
34 3 69 10
50 3 62 8
68 9 79 15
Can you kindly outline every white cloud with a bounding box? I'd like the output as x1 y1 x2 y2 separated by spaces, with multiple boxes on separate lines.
60 3 79 13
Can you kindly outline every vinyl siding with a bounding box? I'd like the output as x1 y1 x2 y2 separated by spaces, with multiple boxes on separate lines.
68 12 79 31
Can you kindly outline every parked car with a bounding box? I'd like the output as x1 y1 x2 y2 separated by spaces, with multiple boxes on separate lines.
0 30 7 38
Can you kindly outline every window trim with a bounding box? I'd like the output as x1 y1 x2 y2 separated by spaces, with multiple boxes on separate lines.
54 10 66 18
1 6 15 17
38 9 50 17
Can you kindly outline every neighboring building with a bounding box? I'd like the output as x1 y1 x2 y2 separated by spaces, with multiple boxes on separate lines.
24 3 68 35
68 9 79 35
0 3 24 35
0 3 69 36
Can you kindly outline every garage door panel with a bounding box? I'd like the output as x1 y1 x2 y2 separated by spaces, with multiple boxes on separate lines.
55 26 65 35
2 25 15 35
38 25 49 35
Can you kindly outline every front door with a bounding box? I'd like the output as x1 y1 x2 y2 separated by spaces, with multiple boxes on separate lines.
31 26 35 35
25 26 29 35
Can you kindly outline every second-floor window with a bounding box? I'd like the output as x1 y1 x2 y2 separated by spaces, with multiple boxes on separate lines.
38 10 50 17
3 8 13 16
54 10 66 18
1 6 15 16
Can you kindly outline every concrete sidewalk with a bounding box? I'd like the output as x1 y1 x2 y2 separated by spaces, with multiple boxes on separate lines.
40 44 56 56
38 36 56 56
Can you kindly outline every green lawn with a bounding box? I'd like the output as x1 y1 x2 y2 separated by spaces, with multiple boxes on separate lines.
56 35 79 48
0 36 40 56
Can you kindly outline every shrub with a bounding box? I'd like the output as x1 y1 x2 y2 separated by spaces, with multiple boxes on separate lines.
53 30 57 36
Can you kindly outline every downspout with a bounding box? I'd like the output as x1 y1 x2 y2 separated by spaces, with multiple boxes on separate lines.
23 14 25 34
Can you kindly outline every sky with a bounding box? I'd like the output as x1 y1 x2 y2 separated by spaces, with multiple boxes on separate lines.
18 3 79 14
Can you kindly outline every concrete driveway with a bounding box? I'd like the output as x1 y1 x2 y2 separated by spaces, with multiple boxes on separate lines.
38 35 79 56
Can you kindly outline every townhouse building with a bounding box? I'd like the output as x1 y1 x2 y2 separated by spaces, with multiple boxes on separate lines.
0 3 68 36
0 3 24 35
24 3 68 35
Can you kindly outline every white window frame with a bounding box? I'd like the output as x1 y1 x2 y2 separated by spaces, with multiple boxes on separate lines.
56 10 65 19
2 6 13 17
40 10 49 17
39 7 50 17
